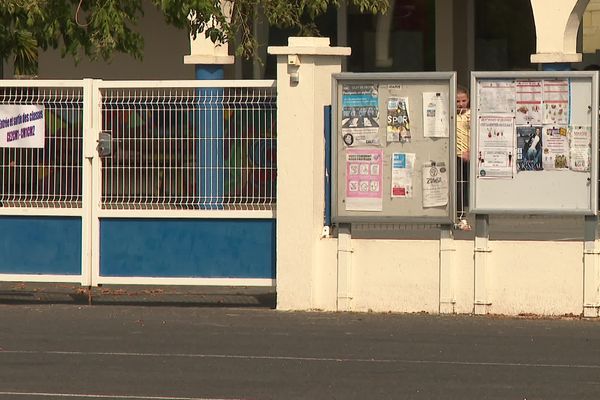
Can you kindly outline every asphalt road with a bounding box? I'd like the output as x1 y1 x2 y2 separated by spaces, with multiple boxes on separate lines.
0 305 599 400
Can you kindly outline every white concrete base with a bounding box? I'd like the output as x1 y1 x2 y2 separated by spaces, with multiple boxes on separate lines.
291 236 592 317
584 306 600 317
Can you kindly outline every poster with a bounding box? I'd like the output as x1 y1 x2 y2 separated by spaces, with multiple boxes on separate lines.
477 115 515 178
477 80 515 114
516 126 543 171
422 162 448 208
341 84 380 146
391 152 415 198
569 126 591 172
515 80 542 125
542 80 569 125
345 148 383 211
422 92 449 138
0 104 45 148
541 126 569 170
386 97 410 142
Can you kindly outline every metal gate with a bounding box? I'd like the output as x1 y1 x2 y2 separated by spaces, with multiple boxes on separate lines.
0 79 277 287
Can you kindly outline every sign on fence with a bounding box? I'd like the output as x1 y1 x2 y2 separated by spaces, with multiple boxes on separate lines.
0 104 45 148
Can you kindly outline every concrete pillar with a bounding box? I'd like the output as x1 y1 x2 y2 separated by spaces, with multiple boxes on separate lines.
268 37 350 310
530 0 590 64
183 1 235 72
183 3 235 208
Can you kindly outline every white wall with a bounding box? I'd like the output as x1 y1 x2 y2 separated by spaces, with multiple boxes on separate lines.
350 239 440 313
306 232 588 316
270 37 599 318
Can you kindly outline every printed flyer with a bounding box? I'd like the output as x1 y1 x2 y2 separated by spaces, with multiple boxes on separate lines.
386 97 411 142
516 126 543 171
477 114 515 178
542 80 569 125
341 84 380 147
0 104 45 148
515 80 542 125
391 152 415 198
345 148 384 211
422 162 448 208
477 80 515 114
569 126 591 172
422 92 449 138
542 126 569 171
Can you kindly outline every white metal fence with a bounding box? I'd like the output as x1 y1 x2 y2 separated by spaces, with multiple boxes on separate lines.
98 82 277 210
0 80 277 212
0 85 84 208
0 79 277 286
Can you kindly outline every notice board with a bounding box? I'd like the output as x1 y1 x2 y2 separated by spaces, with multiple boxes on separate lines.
331 72 456 224
470 71 599 215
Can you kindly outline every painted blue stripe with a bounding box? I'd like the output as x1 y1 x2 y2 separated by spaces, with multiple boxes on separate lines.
0 216 81 275
324 105 332 227
195 64 224 80
100 219 275 278
568 78 572 126
196 64 225 210
541 63 571 71
198 87 225 210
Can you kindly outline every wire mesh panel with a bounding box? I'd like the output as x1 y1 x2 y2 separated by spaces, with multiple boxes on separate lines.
0 86 84 208
99 84 277 210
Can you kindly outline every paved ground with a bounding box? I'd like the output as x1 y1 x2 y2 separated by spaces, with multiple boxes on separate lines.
0 282 276 308
0 294 599 400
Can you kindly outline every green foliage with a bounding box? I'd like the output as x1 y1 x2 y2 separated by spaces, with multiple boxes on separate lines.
0 0 144 76
0 0 388 76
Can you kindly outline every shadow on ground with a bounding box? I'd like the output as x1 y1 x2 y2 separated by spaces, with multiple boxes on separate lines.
0 283 276 308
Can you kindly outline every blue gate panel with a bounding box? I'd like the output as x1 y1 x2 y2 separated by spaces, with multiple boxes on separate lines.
0 216 81 275
100 219 275 278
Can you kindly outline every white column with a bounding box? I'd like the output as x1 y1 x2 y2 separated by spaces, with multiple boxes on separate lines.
184 1 235 67
530 0 590 63
268 37 350 310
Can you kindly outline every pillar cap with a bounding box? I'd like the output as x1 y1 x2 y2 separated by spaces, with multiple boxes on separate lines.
530 53 582 63
184 54 235 65
268 36 351 56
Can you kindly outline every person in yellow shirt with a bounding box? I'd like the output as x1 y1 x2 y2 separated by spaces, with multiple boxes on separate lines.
456 85 471 229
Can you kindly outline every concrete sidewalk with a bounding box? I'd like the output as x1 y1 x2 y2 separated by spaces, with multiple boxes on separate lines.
0 282 276 308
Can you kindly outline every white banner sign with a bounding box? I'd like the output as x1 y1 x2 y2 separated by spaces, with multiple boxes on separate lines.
0 104 45 148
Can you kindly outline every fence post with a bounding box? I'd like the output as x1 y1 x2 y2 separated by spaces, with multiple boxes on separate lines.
474 214 491 314
439 227 456 313
337 224 352 311
88 79 103 287
82 78 95 287
584 216 600 317
268 37 350 310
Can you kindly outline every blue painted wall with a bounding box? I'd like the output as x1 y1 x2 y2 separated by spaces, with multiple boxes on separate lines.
0 216 81 275
100 218 275 278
